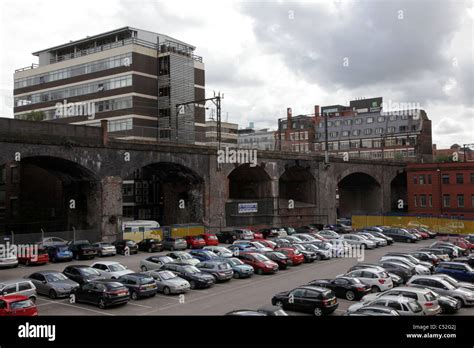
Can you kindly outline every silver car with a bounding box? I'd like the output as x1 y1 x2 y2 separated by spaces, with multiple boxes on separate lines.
348 295 424 316
342 234 376 249
162 237 187 251
143 270 190 295
26 271 79 299
166 252 201 266
357 233 387 247
93 242 117 257
203 246 233 258
140 256 174 271
0 255 18 268
0 279 37 302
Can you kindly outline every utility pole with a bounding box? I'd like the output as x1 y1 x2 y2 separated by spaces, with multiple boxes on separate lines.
324 111 329 164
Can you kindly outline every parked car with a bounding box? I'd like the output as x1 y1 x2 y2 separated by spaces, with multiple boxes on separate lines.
161 263 215 289
363 230 394 245
435 262 474 282
431 242 466 257
340 268 393 292
232 229 254 240
324 223 352 234
344 305 400 316
410 251 441 265
380 228 418 243
0 254 18 269
380 256 431 275
407 275 474 307
347 295 424 316
166 251 200 266
70 279 130 308
252 230 264 239
63 265 105 285
113 239 138 255
357 232 387 247
262 251 290 270
438 295 462 314
142 270 190 295
227 243 258 253
216 230 240 244
140 256 174 271
318 230 341 240
416 227 437 238
196 260 234 282
298 243 331 260
272 285 338 316
38 237 68 247
91 261 134 279
116 273 157 300
137 238 163 252
418 248 451 261
202 246 232 258
215 257 254 279
237 252 279 275
383 252 434 271
430 273 474 292
184 235 206 249
274 247 304 266
67 240 97 260
26 271 79 299
426 244 458 259
361 286 442 316
0 295 38 316
281 226 297 235
291 244 318 262
93 242 116 257
452 257 474 267
200 233 219 246
377 261 416 282
348 263 412 285
232 240 272 252
162 237 187 251
0 279 37 302
17 247 49 266
342 234 376 249
308 277 371 301
258 228 285 239
46 244 73 263
254 239 277 249
188 249 219 262
226 305 288 316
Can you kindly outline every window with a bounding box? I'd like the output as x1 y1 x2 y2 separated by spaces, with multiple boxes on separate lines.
414 195 417 207
3 284 17 294
456 173 464 184
442 174 450 184
420 195 426 207
364 129 372 135
366 117 374 124
352 130 360 136
387 127 396 133
429 195 432 207
413 176 418 185
342 131 349 137
18 282 31 291
419 175 425 185
389 115 397 121
344 119 353 126
427 175 432 184
377 116 385 122
443 194 450 207
355 118 362 125
457 195 464 208
375 128 384 134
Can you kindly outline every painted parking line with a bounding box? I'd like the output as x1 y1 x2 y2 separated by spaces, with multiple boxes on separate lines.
38 298 115 316
127 302 153 308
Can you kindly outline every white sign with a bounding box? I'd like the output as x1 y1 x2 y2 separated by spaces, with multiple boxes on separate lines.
238 203 258 213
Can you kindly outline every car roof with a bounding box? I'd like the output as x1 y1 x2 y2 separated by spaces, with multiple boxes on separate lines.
388 286 431 294
298 285 331 293
0 295 30 303
373 295 417 303
355 305 397 312
0 278 33 286
93 261 121 265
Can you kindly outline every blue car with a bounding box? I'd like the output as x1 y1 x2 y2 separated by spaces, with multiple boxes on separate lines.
46 244 73 262
435 262 474 282
188 250 219 262
215 257 254 279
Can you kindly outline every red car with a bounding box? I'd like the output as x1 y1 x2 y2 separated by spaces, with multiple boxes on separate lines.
275 247 304 266
253 239 276 249
17 247 49 266
185 235 206 249
411 229 429 239
252 231 264 239
237 252 279 275
0 295 38 316
200 234 219 246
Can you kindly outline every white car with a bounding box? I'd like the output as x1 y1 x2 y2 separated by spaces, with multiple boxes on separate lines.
232 241 272 252
91 261 134 279
0 255 18 268
140 256 174 271
347 295 424 316
357 233 387 247
203 246 233 258
361 286 442 316
380 256 430 275
340 268 393 292
317 230 341 240
93 242 116 257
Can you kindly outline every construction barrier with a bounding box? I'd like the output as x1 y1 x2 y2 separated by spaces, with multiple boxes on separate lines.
352 214 474 234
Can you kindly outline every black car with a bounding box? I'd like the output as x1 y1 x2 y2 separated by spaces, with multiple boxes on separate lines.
258 228 281 239
162 263 215 289
377 261 416 282
271 285 338 316
263 251 289 270
292 244 318 262
438 295 461 314
137 238 163 252
63 265 105 285
380 228 418 243
281 227 297 235
215 230 239 244
117 273 157 300
363 230 394 245
113 240 139 255
308 277 371 301
70 279 130 309
67 240 97 260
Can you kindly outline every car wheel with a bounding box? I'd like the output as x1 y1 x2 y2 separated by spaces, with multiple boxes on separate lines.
49 290 57 299
148 247 152 253
233 272 240 279
131 291 139 300
275 300 283 307
371 286 381 293
313 307 323 316
406 238 411 243
75 253 80 260
141 266 147 271
345 290 356 301
453 297 464 307
25 259 30 266
189 281 197 289
361 244 367 249
52 257 56 263
98 298 106 309
163 287 171 295
315 254 321 261
257 268 263 275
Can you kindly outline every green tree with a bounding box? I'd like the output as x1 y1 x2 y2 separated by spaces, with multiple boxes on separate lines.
23 110 45 121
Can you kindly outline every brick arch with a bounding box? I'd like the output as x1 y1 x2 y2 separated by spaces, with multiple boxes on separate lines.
336 167 382 187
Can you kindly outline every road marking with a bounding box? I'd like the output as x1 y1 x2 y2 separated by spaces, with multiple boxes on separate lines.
127 302 153 308
38 298 115 316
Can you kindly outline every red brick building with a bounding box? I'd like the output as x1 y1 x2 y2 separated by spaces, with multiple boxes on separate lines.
407 162 474 219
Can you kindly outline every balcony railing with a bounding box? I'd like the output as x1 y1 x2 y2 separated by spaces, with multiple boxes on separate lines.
14 63 39 73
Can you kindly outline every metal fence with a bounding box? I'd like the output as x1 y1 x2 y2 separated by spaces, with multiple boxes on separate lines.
0 229 100 245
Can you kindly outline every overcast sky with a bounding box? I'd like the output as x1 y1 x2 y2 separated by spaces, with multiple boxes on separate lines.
0 0 472 147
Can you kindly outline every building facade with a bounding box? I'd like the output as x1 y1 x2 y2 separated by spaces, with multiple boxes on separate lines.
13 27 206 144
238 128 276 151
407 162 474 219
205 120 238 147
275 107 318 152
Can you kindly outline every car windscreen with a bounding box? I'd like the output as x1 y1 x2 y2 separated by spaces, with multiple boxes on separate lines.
228 258 244 266
45 273 68 282
407 301 423 313
10 299 34 310
139 277 155 284
183 266 200 273
159 271 176 280
254 254 270 262
108 264 126 272
218 263 231 270
79 268 101 276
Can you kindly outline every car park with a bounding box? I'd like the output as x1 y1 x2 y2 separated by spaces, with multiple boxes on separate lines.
435 262 474 282
274 247 304 266
26 271 79 299
17 247 49 266
140 256 174 271
0 279 37 302
342 234 376 249
46 244 73 262
63 265 105 285
262 251 290 270
91 261 134 279
196 260 234 282
340 268 393 292
137 238 163 252
380 228 418 243
116 273 157 300
308 277 371 300
237 252 279 274
166 251 200 266
184 235 206 249
215 257 254 279
203 246 234 258
272 285 338 316
347 295 424 316
70 279 130 308
93 242 117 257
199 233 219 246
67 240 97 260
142 270 190 295
162 237 187 251
113 239 138 255
0 295 38 316
161 263 215 289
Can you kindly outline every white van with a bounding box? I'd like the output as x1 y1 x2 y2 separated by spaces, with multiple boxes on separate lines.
122 220 162 242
